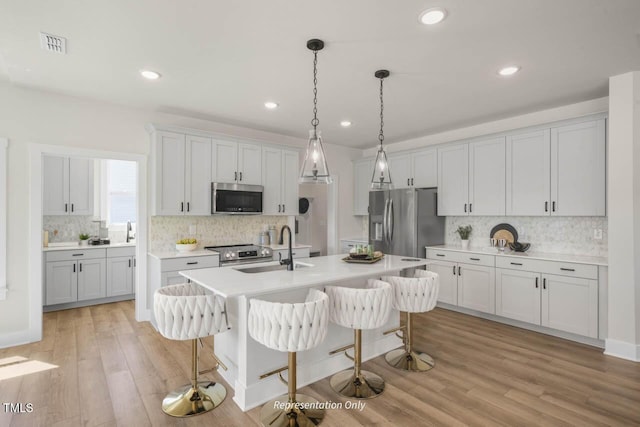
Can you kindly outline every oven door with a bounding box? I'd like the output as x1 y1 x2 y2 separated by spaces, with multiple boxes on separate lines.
212 183 263 214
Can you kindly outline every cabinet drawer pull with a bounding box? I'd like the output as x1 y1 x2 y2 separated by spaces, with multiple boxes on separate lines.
560 267 575 272
72 253 84 256
470 257 480 261
510 262 523 266
452 265 456 275
535 277 539 288
292 252 296 256
186 261 198 265
458 266 461 276
436 254 445 257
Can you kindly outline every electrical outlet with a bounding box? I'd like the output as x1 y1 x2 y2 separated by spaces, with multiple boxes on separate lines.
593 229 603 240
189 224 197 236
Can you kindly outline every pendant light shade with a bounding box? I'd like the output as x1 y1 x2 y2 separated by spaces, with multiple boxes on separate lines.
300 39 333 184
371 69 393 190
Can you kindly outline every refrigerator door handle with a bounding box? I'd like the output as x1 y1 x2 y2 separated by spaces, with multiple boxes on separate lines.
382 198 389 243
388 198 395 243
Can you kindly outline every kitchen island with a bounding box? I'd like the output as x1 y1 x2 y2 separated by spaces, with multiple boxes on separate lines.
180 254 428 411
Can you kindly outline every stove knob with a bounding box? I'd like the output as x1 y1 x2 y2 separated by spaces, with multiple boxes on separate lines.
225 253 231 259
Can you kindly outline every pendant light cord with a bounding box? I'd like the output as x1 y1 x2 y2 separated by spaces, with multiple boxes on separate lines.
378 77 385 147
311 50 319 131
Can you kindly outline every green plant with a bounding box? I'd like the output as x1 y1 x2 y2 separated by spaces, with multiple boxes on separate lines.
455 225 472 240
79 233 90 240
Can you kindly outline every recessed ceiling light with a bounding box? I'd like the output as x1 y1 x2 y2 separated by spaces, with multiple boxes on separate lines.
498 66 521 76
419 8 447 25
340 120 352 127
264 101 279 109
140 69 161 80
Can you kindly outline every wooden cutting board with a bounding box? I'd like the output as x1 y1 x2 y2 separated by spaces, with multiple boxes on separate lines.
493 229 515 243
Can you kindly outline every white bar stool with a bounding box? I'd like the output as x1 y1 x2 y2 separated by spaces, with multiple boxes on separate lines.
248 289 329 427
154 283 230 417
381 270 439 371
325 279 392 399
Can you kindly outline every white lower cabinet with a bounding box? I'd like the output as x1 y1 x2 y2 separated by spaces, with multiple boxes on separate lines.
425 259 495 314
107 256 134 297
428 248 602 341
77 258 107 301
45 260 78 305
45 248 109 306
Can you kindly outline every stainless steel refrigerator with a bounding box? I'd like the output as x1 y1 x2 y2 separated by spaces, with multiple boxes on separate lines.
369 188 445 258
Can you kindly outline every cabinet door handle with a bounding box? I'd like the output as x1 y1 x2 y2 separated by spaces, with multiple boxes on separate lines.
186 202 190 212
436 254 445 257
543 278 547 289
464 203 467 213
278 204 281 213
453 265 456 275
535 277 539 288
560 267 575 272
239 172 243 181
65 203 68 212
407 178 410 186
73 264 76 273
71 204 74 212
134 258 136 267
128 259 131 268
458 266 461 276
545 201 548 212
510 262 523 266
79 263 82 272
235 171 238 181
72 253 84 257
552 201 556 212
186 261 198 265
469 203 472 213
181 202 184 212
411 178 414 186
282 204 285 213
470 257 480 261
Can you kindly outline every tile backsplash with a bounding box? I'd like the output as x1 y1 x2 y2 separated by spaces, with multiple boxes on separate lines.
446 216 608 257
149 216 289 252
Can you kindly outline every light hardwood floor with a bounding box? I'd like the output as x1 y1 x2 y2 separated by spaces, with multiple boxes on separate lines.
1 301 639 426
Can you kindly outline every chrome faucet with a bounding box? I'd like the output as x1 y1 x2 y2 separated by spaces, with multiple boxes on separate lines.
278 225 294 271
126 221 133 243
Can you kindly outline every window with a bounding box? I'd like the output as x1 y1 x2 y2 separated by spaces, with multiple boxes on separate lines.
104 160 137 227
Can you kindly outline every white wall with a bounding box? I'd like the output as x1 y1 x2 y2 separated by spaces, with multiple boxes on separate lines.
606 71 640 361
0 81 362 343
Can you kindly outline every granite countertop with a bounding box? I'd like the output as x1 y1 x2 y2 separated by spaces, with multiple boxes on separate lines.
148 250 220 260
180 254 429 298
426 244 608 266
43 242 136 252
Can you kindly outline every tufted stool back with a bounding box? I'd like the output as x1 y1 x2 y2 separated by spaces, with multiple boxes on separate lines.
325 279 392 330
248 289 329 352
154 283 229 341
382 270 439 314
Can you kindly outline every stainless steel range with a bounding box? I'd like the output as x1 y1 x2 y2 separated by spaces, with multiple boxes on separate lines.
205 244 273 265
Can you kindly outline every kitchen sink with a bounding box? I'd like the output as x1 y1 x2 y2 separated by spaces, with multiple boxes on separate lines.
234 262 312 274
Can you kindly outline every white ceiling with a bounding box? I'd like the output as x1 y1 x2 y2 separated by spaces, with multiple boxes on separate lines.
1 1 639 148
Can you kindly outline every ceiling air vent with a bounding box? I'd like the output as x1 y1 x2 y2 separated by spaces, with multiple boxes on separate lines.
39 32 67 54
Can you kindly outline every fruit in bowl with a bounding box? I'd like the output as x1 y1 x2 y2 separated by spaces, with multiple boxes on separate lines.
176 238 197 252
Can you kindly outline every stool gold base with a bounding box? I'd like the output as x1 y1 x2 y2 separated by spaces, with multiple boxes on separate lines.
330 369 385 399
260 394 325 427
161 381 226 417
385 348 435 372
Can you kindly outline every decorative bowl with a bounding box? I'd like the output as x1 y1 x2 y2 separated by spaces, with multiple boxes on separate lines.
175 243 197 252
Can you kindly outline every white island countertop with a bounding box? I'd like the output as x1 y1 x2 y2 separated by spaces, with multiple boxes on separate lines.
180 254 428 298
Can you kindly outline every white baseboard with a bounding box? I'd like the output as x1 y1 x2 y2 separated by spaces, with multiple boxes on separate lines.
0 286 6 300
604 338 640 362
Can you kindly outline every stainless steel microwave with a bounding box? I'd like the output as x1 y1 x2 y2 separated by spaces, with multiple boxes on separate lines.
211 182 263 214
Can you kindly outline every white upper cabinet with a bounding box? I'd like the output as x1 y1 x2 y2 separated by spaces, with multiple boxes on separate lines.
469 137 506 216
43 155 94 216
213 141 262 185
388 148 437 189
505 118 606 217
185 135 212 215
550 119 606 216
353 158 374 215
153 131 213 216
437 144 468 216
262 147 299 215
506 129 551 216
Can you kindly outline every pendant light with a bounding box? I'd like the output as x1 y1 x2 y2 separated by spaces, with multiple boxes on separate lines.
299 39 333 184
371 69 392 190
